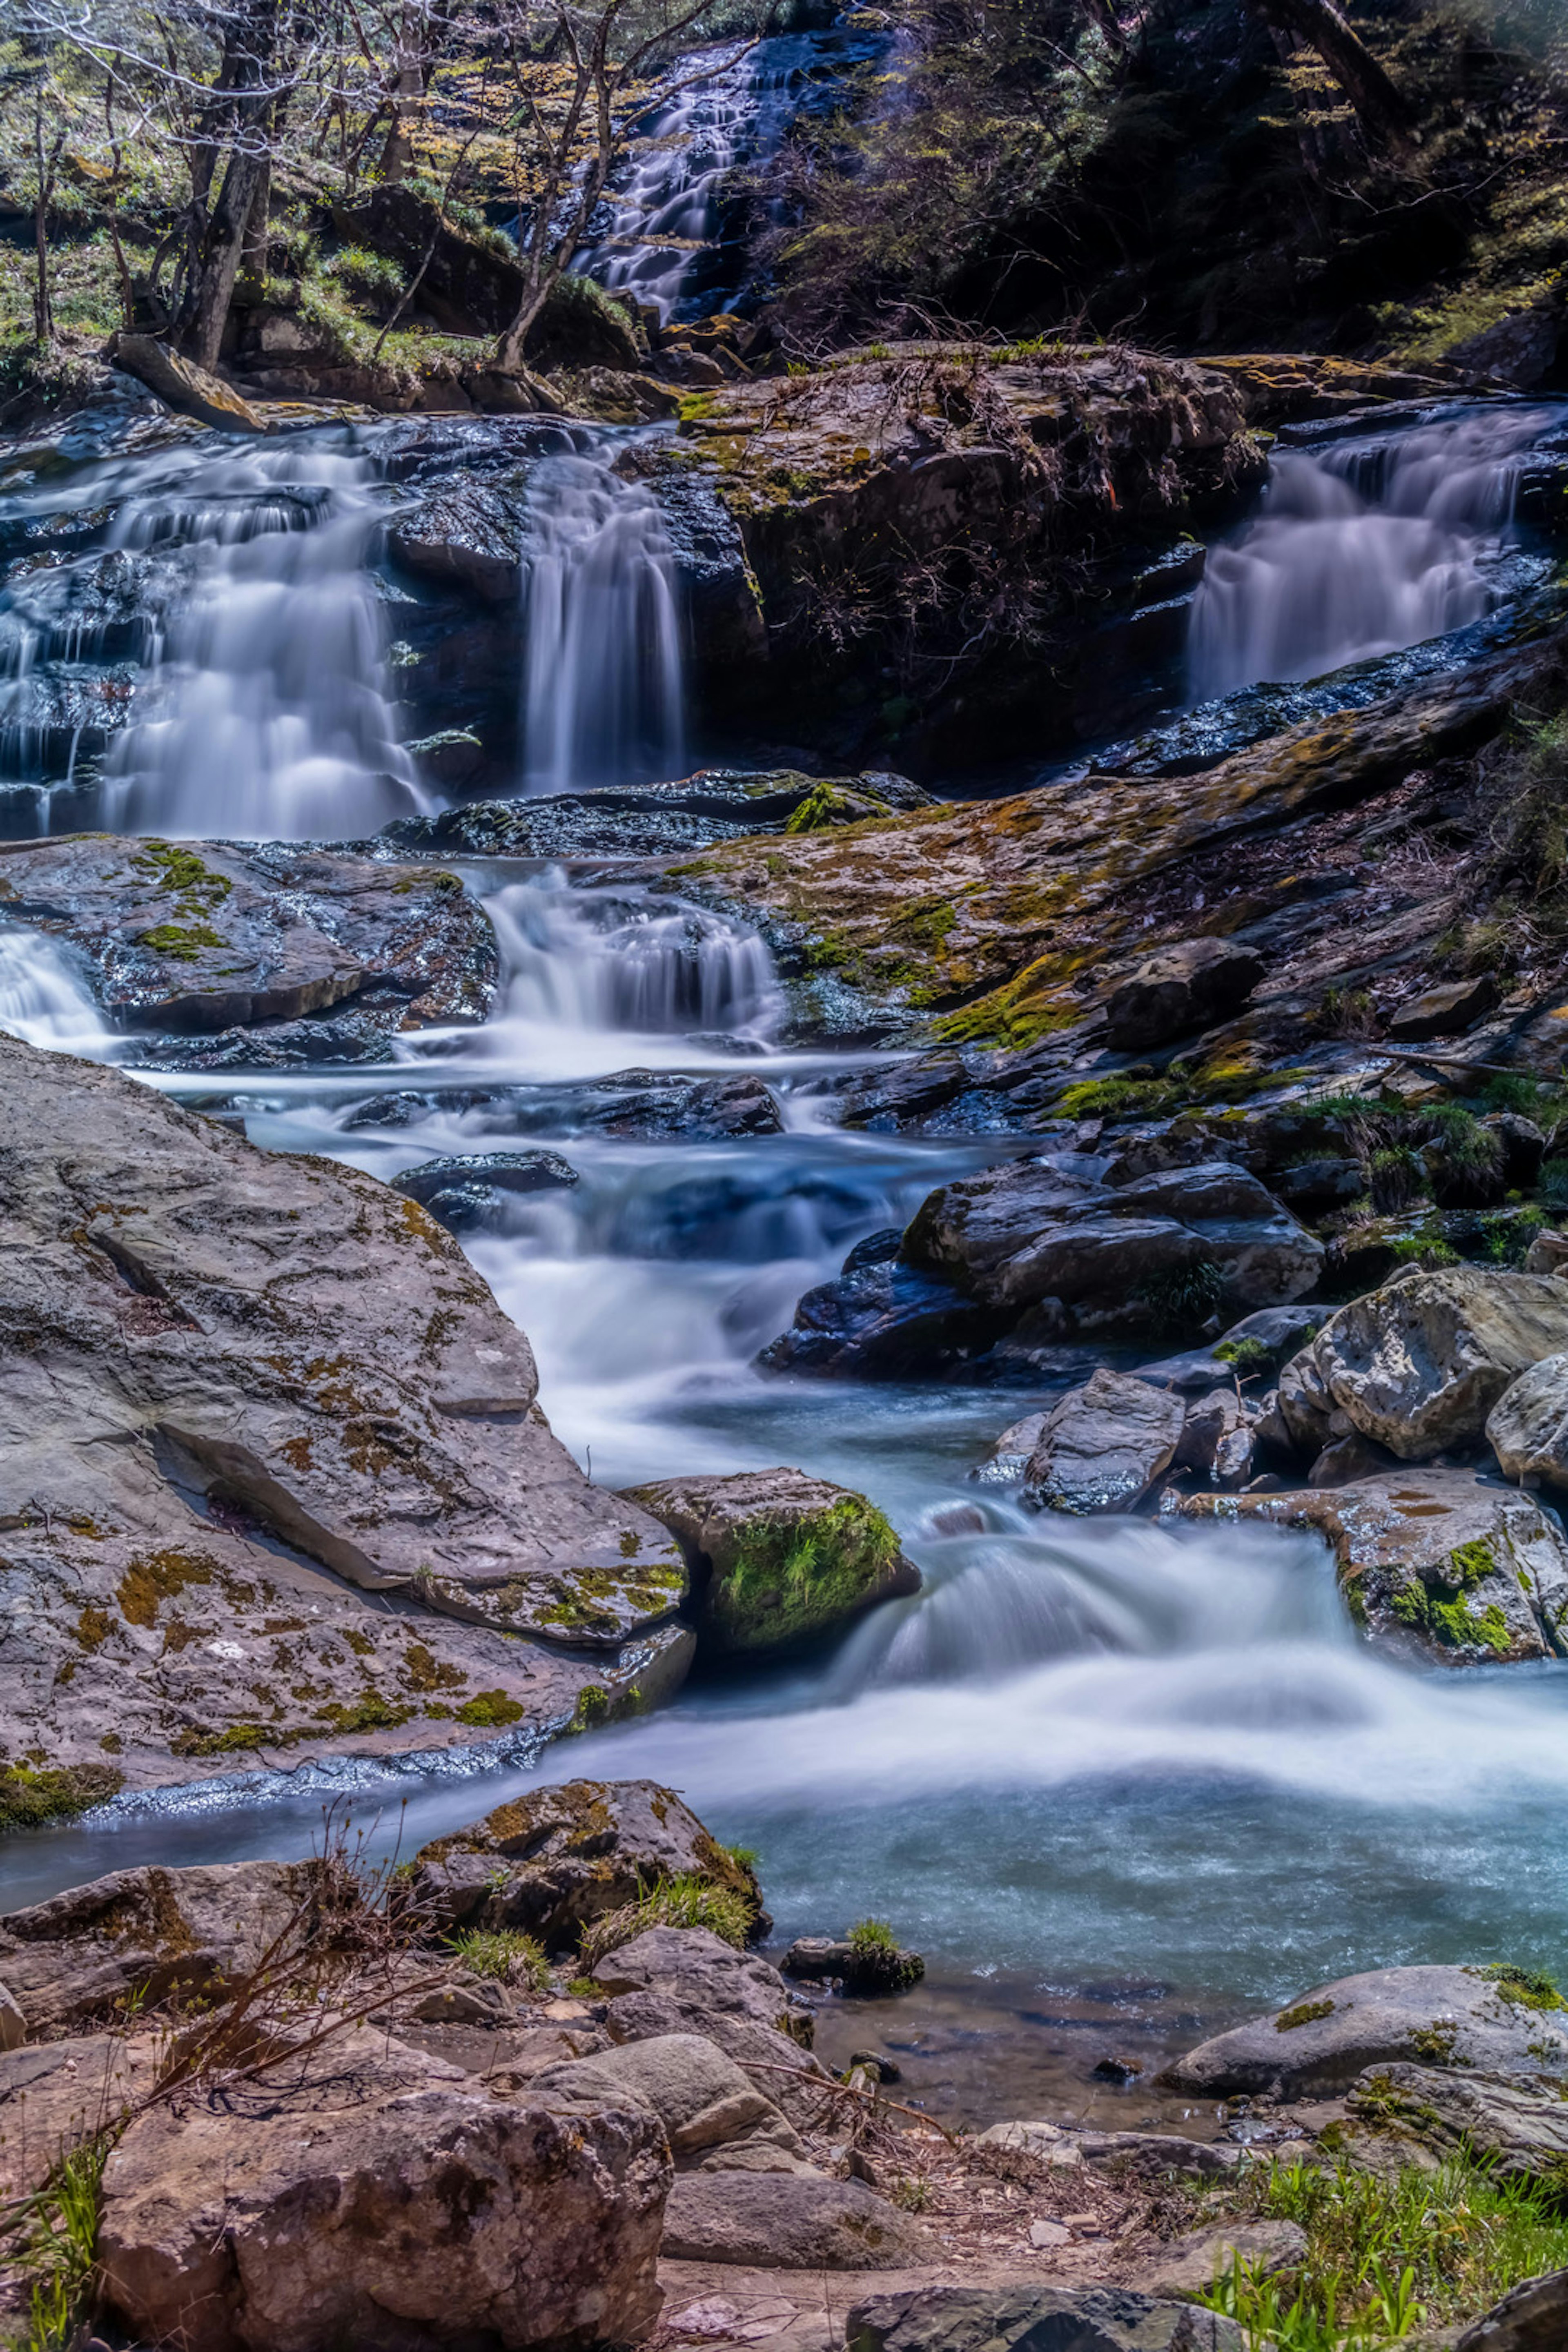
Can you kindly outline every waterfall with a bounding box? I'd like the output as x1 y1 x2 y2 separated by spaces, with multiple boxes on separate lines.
519 442 684 798
99 438 425 841
1188 403 1561 703
0 926 118 1056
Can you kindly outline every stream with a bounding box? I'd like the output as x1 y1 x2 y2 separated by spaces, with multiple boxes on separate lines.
3 49 1568 2127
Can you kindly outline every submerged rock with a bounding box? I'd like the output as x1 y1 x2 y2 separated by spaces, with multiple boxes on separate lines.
410 1780 748 1945
0 1029 687 1795
623 1468 920 1656
1177 1472 1568 1664
1162 1962 1568 2097
0 835 495 1033
393 1150 580 1231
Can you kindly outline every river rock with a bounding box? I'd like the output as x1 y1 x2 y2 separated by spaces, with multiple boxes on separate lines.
594 1927 808 2047
0 835 495 1032
1486 1354 1568 1491
1104 937 1265 1051
385 768 931 861
623 1469 920 1655
1524 1230 1568 1279
971 1411 1051 1484
1134 1305 1325 1396
0 1860 323 2036
0 1029 689 1798
1161 1963 1568 2097
1175 1388 1255 1485
845 2284 1246 2352
1022 1370 1185 1513
530 2032 810 2172
96 2028 669 2352
566 1071 784 1140
661 2168 936 2269
1456 2267 1568 2352
758 1258 1002 1379
392 1151 581 1233
903 1157 1321 1326
1347 2062 1568 2186
410 1780 753 1943
1274 1267 1568 1461
1177 1472 1568 1664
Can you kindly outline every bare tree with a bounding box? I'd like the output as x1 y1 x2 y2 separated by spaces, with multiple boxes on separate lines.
1238 0 1409 145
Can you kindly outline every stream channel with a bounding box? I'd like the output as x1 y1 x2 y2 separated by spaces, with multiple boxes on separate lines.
4 36 1568 2131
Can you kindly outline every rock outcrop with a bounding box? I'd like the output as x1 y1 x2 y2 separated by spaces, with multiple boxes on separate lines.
1177 1472 1568 1664
0 1030 690 1804
411 1780 754 1944
1161 1963 1568 2096
0 836 494 1034
1347 2062 1568 2188
623 1470 920 1655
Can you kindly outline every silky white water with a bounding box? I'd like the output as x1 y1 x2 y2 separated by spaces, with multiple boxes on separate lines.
1188 403 1561 701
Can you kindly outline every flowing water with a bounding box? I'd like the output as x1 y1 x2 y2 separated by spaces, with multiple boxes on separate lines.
3 292 1568 2121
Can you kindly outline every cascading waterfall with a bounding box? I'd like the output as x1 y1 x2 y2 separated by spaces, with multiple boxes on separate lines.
482 873 779 1043
1188 403 1561 702
518 442 684 797
99 438 425 840
0 926 118 1055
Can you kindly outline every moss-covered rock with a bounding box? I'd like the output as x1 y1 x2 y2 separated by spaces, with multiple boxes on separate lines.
623 1469 920 1658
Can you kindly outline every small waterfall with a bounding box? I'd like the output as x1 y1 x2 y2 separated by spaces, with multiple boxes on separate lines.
0 926 117 1056
1188 404 1561 702
519 442 684 797
99 439 424 841
483 872 780 1047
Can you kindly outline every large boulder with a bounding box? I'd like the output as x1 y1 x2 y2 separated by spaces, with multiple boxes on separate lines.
410 1781 753 1944
96 2029 670 2352
758 1258 1002 1380
1275 1268 1568 1461
622 1470 920 1656
0 1860 323 2036
0 1031 689 1798
530 2033 810 2173
902 1158 1321 1326
660 2169 936 2269
1160 1964 1568 2097
590 1927 824 2116
1104 937 1264 1051
1176 1472 1568 1664
0 836 490 1032
1487 1354 1568 1491
1022 1370 1185 1513
846 2285 1245 2352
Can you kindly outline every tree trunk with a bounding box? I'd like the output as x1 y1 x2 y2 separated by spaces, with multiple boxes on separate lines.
1244 0 1409 143
186 148 269 370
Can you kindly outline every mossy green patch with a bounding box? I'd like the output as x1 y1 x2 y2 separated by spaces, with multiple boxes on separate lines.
455 1689 526 1728
1276 1997 1335 2031
713 1493 900 1653
0 1761 123 1833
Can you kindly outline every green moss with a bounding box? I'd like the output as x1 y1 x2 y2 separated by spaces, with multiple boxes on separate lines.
1410 2019 1463 2064
0 1761 123 1832
1392 1571 1512 1656
444 1926 548 1989
1276 1997 1335 2031
1449 1541 1498 1589
579 1872 755 1970
715 1492 900 1653
1472 1962 1567 2013
455 1689 526 1728
134 922 225 961
1214 1336 1271 1374
845 1916 924 1992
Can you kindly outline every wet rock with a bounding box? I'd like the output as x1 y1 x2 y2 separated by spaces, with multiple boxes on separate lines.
390 477 530 602
1278 1267 1568 1461
1386 974 1499 1041
126 1012 399 1071
0 1861 327 2037
1161 1963 1568 2098
531 2032 810 2173
903 1157 1321 1325
1486 1354 1568 1491
1456 2266 1568 2352
1176 1388 1255 1486
781 1936 924 1995
410 1780 748 1945
845 2284 1245 2352
385 769 929 862
623 1469 920 1656
393 1151 580 1208
1177 1471 1568 1664
1022 1370 1185 1513
1134 1305 1325 1396
971 1409 1051 1485
1307 1431 1398 1486
757 1259 1002 1380
1347 2062 1568 2188
96 2027 669 2352
566 1071 783 1140
0 836 495 1033
1105 937 1265 1051
662 2168 935 2269
113 336 266 434
0 1029 686 1792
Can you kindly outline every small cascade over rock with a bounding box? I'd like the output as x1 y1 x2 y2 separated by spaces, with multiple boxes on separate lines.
519 441 684 798
99 436 423 841
1188 403 1561 702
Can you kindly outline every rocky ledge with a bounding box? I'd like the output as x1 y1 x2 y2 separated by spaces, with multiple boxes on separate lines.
0 1782 1559 2352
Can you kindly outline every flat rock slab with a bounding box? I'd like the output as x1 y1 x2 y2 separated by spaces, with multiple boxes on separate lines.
0 835 496 1032
1161 1964 1568 2097
845 2283 1246 2352
0 1029 688 1795
1176 1472 1568 1664
663 2169 937 2270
